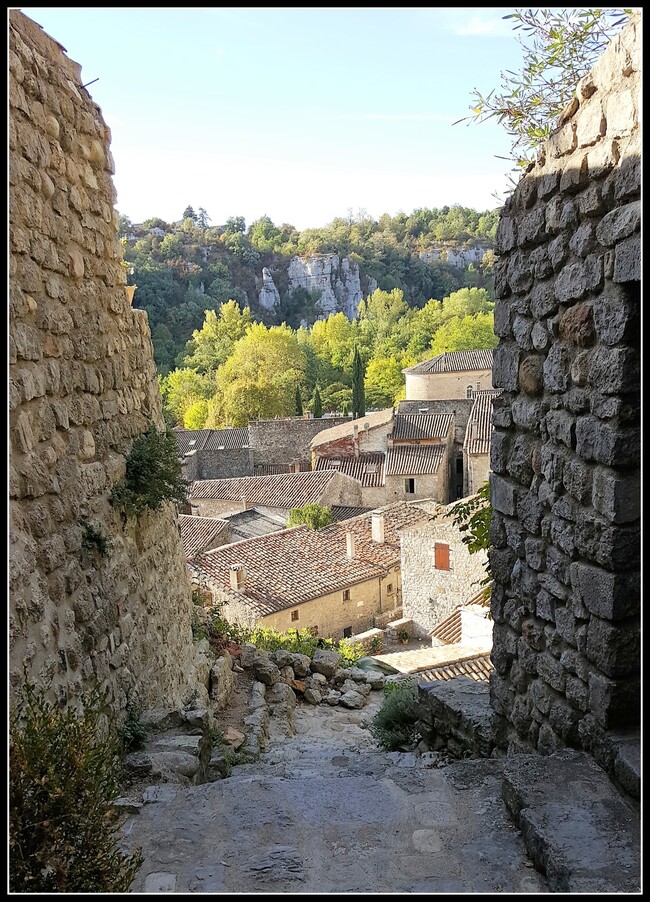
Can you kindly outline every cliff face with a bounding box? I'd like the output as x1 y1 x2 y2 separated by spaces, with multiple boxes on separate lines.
9 10 206 715
287 254 363 319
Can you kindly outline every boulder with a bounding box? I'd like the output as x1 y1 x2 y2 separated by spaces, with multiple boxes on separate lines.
288 653 311 677
240 643 257 669
323 690 342 706
304 688 322 706
251 652 280 686
269 649 292 669
339 690 367 709
311 649 341 678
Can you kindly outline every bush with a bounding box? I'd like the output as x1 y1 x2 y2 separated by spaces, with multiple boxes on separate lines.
121 690 146 752
370 679 421 751
9 682 143 893
110 425 188 517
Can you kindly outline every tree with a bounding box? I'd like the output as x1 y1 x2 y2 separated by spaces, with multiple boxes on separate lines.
429 312 498 356
312 385 323 418
352 346 366 418
182 302 252 373
182 205 197 221
455 8 632 173
364 356 408 409
288 503 333 530
295 385 303 416
159 368 213 426
183 398 209 430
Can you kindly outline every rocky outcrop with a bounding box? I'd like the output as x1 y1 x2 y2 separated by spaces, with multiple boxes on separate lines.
287 254 363 319
258 267 281 310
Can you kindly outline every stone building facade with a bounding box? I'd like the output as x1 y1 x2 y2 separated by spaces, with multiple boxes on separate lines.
249 415 350 469
489 14 641 770
9 11 205 716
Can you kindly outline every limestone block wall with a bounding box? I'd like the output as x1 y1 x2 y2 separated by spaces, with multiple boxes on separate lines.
405 369 493 401
489 14 641 768
9 11 204 715
249 416 350 467
401 521 488 637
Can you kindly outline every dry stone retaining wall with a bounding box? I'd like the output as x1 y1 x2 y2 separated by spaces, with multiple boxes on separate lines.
489 14 640 770
9 10 204 716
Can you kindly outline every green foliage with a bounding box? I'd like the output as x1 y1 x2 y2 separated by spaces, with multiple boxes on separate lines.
121 690 146 753
288 503 333 530
312 385 323 418
110 426 189 518
80 520 110 558
370 679 421 751
352 346 366 418
429 312 498 355
9 682 143 893
295 385 303 416
456 8 632 174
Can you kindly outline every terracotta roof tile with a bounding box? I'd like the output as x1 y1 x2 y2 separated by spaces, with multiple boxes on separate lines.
403 349 494 376
418 652 493 683
330 506 373 522
315 453 385 487
190 470 346 509
463 391 501 455
391 413 453 441
173 427 249 454
179 514 230 559
385 444 445 476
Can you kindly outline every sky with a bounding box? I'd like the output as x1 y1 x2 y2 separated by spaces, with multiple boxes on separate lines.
16 7 528 231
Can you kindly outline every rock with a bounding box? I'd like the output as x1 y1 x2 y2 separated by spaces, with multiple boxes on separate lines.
139 708 184 735
111 796 143 814
258 267 281 310
240 643 257 669
224 727 246 750
287 254 362 319
182 707 212 733
288 653 311 677
310 649 341 679
303 688 322 706
323 690 342 706
366 672 386 691
306 672 328 690
279 665 295 682
338 690 367 709
290 679 306 694
269 649 292 669
123 751 153 778
251 652 280 686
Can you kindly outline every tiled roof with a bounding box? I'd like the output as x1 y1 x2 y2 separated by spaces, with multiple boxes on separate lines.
178 514 230 559
385 444 445 476
430 609 463 645
463 391 500 455
315 453 385 487
391 413 453 442
403 349 494 376
330 506 373 522
221 508 286 542
189 525 385 615
319 501 430 569
173 427 249 455
418 652 493 683
310 408 394 449
253 464 311 476
190 470 345 509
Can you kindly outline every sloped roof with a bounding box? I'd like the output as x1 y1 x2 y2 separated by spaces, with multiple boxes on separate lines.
403 349 494 376
418 653 493 683
189 525 385 615
463 390 500 456
385 444 446 476
190 470 347 509
330 506 373 522
178 514 230 559
315 453 385 487
391 413 453 442
221 508 286 542
310 408 394 449
173 427 249 455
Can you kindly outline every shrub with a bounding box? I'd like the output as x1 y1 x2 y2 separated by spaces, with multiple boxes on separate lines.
9 682 143 893
370 679 421 751
110 425 188 518
80 520 111 557
121 690 146 753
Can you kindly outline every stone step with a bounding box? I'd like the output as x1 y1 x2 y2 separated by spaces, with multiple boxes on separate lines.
502 748 640 893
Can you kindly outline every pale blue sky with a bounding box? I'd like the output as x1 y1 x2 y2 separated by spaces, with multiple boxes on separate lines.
17 6 528 229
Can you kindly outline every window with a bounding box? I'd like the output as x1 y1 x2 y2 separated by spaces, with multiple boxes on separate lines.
466 385 474 398
456 458 463 474
291 609 299 622
343 589 350 601
343 627 353 639
434 542 450 570
405 478 415 494
387 583 393 594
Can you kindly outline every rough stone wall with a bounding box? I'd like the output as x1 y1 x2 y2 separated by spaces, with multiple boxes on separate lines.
489 14 640 766
401 521 488 637
465 451 490 498
193 448 254 480
249 416 350 467
9 11 204 716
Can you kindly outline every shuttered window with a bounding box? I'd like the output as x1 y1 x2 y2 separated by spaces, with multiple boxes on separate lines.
434 542 450 570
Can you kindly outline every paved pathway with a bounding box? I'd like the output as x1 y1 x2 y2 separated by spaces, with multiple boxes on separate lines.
120 694 548 893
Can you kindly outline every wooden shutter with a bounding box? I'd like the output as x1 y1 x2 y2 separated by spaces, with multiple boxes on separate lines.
434 542 450 570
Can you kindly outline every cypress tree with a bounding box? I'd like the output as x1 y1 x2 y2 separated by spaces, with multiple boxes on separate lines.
352 347 366 418
295 386 303 416
313 385 323 418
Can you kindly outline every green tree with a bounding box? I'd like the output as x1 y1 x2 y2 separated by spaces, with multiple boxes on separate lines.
456 8 632 173
352 346 366 418
312 385 323 418
182 301 253 373
182 205 197 221
288 502 333 530
295 385 303 416
183 398 209 430
364 356 409 409
429 312 498 355
159 368 213 426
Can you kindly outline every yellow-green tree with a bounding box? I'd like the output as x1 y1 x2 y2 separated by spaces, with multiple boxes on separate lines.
429 312 498 355
182 301 252 373
365 356 412 409
159 368 214 426
207 323 307 426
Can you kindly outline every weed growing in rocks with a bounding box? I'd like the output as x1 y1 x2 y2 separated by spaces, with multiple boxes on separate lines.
370 679 421 751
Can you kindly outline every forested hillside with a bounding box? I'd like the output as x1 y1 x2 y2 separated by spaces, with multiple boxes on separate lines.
118 205 500 429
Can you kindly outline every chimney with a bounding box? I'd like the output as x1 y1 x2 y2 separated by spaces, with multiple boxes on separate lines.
353 423 359 459
346 531 355 559
371 513 385 544
241 494 250 511
229 564 246 591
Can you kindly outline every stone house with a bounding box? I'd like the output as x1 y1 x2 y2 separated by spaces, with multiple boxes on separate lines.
174 427 253 481
403 349 494 401
178 514 231 559
384 412 454 504
310 408 394 462
188 469 363 519
189 501 428 639
399 500 489 638
463 390 502 496
314 452 386 509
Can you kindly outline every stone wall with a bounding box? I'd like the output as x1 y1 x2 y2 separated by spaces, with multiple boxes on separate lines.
9 11 205 716
405 369 493 401
489 14 640 768
249 416 350 467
